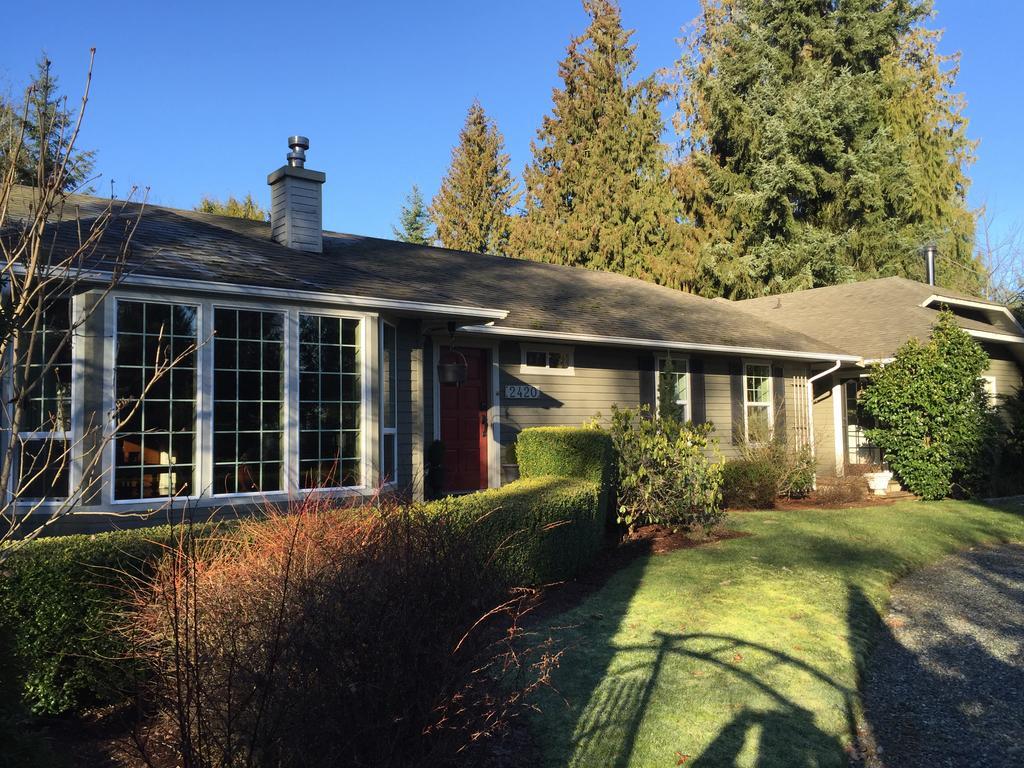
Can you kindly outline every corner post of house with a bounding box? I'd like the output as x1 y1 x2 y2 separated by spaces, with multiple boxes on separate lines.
409 324 425 501
364 314 381 492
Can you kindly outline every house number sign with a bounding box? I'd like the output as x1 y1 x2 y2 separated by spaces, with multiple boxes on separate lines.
504 384 541 400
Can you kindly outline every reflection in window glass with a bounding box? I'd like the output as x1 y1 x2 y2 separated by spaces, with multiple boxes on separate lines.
213 308 284 494
299 314 361 488
114 301 197 499
744 363 772 441
657 358 689 422
525 350 547 368
524 347 573 371
16 298 72 499
21 299 72 433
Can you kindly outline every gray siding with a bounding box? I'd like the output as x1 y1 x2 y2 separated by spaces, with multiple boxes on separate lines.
497 342 642 465
395 319 424 499
811 377 839 476
985 353 1023 402
494 341 814 468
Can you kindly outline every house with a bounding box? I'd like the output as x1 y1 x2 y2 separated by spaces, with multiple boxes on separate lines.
736 277 1024 475
6 138 1023 533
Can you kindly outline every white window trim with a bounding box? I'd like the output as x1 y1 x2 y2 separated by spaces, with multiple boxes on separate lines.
96 288 374 511
12 295 76 505
109 297 204 504
742 359 774 442
379 321 398 487
520 343 575 376
292 309 364 493
655 355 690 421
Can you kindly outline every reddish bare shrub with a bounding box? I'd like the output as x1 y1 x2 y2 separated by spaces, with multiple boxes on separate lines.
132 494 558 767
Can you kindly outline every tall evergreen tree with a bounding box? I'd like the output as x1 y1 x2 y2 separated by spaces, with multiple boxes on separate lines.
509 0 687 287
675 0 980 298
0 55 96 193
392 185 434 245
430 101 518 255
881 24 980 290
195 193 268 221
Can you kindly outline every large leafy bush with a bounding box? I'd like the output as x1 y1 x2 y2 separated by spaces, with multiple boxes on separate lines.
861 310 992 500
608 405 723 532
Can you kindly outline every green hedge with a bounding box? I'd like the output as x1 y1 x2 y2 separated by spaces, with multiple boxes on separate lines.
431 476 603 585
0 523 221 715
515 426 613 487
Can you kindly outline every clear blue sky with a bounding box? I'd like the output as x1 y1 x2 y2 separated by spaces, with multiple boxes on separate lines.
1 1 1020 243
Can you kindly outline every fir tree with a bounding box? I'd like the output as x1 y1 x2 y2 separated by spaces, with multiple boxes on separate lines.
509 0 687 287
195 193 268 221
675 0 980 298
0 54 96 193
392 185 434 245
430 101 518 255
881 24 981 291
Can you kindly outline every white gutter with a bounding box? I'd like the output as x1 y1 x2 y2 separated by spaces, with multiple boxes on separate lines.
65 269 510 321
459 323 861 363
806 359 843 488
965 328 1024 344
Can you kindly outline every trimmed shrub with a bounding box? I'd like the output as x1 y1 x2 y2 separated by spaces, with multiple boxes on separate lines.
721 458 779 509
723 437 816 509
515 426 613 486
608 405 723 532
431 476 603 584
0 522 222 715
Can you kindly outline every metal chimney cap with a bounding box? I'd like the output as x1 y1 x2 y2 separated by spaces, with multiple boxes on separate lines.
287 135 309 168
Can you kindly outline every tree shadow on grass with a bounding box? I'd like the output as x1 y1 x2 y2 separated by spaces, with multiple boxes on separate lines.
563 630 855 768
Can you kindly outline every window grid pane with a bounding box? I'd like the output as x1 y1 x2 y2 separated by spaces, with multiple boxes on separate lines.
213 308 284 494
299 315 361 489
21 299 72 433
745 365 771 405
19 438 69 498
115 301 197 500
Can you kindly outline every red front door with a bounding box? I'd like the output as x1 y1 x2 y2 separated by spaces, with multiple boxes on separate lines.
440 348 489 493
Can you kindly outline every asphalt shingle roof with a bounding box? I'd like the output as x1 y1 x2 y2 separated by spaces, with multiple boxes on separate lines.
735 276 1022 360
4 186 850 358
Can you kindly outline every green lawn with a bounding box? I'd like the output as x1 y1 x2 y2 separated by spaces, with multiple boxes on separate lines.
529 500 1024 767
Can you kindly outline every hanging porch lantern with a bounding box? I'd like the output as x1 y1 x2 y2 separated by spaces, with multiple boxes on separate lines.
437 322 468 385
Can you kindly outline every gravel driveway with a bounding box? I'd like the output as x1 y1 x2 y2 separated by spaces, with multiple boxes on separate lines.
860 544 1024 768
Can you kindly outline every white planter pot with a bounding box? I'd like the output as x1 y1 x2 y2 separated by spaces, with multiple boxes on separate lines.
865 471 894 496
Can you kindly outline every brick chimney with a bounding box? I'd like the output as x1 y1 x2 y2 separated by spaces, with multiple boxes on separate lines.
267 136 325 253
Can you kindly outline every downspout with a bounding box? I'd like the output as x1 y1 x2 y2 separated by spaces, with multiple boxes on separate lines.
806 359 843 489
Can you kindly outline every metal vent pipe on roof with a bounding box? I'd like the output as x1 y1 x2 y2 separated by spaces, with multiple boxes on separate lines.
287 135 309 168
924 243 937 286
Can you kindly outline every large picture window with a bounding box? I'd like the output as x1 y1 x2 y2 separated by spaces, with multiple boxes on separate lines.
16 298 72 499
213 308 284 494
656 358 689 422
744 362 772 441
298 314 361 489
114 301 197 500
381 322 397 484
